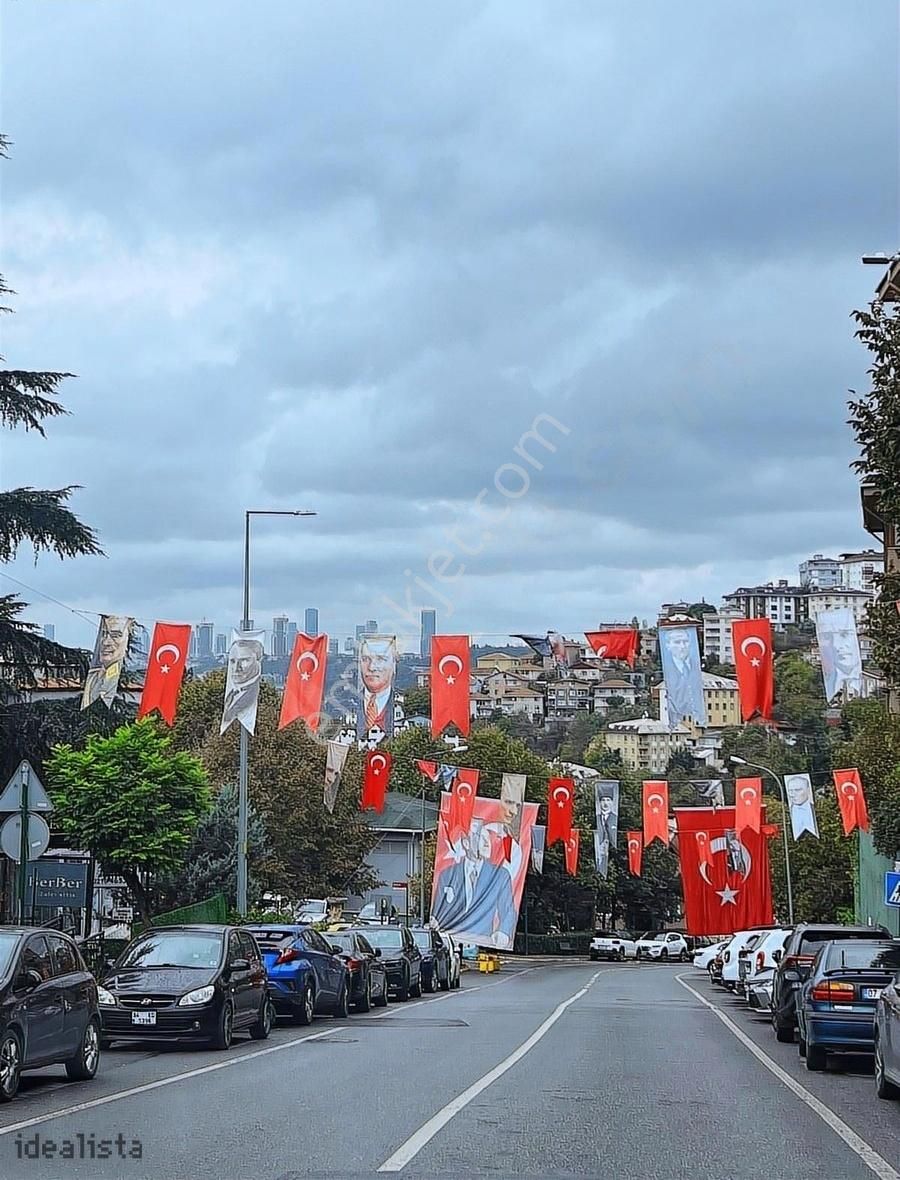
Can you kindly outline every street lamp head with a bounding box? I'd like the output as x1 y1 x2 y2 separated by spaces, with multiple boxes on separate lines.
729 756 748 766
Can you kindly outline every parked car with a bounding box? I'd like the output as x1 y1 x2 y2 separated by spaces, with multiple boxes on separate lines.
635 931 689 962
100 925 273 1049
737 929 790 998
0 927 101 1103
358 926 422 1000
410 927 451 992
797 939 900 1072
357 901 399 925
294 899 328 925
721 929 772 991
693 940 728 972
439 933 461 989
327 929 388 1010
245 924 350 1023
743 929 791 1009
772 923 891 1042
875 956 900 1100
590 931 637 962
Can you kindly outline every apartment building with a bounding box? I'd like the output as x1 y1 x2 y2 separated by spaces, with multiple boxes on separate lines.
604 718 692 773
657 672 740 728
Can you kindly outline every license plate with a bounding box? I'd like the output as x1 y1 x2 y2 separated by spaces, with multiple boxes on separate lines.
862 987 882 1000
131 1010 157 1025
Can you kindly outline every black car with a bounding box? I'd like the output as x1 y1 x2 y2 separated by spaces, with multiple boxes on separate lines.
771 923 891 1042
409 927 451 993
0 927 101 1103
358 926 422 1001
100 925 273 1050
327 930 389 1010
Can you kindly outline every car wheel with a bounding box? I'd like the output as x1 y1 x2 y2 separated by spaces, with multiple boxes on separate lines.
410 971 422 998
333 983 350 1019
211 1000 234 1050
681 949 690 963
249 996 274 1040
618 948 626 962
660 948 668 962
0 1031 22 1103
439 971 450 991
65 1018 101 1081
774 1023 794 1044
356 976 372 1013
798 1035 807 1058
805 1044 827 1072
292 982 315 1026
396 971 410 1002
374 976 389 1008
589 951 598 961
875 1038 900 1099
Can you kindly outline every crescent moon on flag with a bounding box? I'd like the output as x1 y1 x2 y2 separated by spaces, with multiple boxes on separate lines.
438 654 464 677
840 780 858 796
698 860 713 886
371 753 387 773
456 782 473 799
553 785 570 804
628 838 639 852
297 651 320 673
156 643 181 663
739 786 758 804
595 645 607 657
740 636 767 657
647 792 665 811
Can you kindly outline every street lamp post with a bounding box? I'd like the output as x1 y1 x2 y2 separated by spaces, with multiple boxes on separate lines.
237 509 316 916
729 756 794 924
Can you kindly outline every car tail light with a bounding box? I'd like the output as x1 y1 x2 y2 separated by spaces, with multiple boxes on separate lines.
346 957 362 971
274 948 304 966
782 954 814 971
756 952 765 972
811 980 856 1002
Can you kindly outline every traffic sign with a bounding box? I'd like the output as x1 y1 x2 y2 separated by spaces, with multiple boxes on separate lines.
0 813 51 862
0 761 54 813
885 871 900 908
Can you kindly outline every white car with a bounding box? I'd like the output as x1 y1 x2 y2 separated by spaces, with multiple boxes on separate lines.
589 931 637 962
741 928 791 1001
720 928 771 990
439 932 462 989
635 932 689 962
693 940 728 971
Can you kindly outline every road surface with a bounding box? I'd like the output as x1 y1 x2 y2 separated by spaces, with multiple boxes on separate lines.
1 961 898 1178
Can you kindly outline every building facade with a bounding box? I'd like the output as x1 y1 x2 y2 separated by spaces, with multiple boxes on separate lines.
799 554 842 589
419 609 436 659
304 607 319 637
701 605 743 666
604 719 692 773
723 582 808 628
839 550 880 592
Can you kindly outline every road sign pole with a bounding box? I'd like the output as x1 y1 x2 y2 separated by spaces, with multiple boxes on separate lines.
18 763 30 923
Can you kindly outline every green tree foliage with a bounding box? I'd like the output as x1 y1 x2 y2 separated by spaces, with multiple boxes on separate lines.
557 712 606 763
835 698 900 859
171 673 377 901
764 795 854 924
46 719 211 920
401 685 430 718
772 652 828 733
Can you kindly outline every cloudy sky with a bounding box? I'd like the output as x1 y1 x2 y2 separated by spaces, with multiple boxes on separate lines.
3 1 898 652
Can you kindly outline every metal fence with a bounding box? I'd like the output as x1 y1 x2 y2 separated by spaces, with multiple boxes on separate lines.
139 893 228 931
855 830 900 937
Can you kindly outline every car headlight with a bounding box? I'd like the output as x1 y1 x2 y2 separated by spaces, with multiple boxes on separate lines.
97 986 117 1006
178 985 215 1006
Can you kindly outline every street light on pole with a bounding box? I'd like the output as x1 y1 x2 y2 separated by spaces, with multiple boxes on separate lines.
729 755 794 925
237 508 316 917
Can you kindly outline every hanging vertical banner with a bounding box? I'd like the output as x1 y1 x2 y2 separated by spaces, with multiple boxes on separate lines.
733 618 774 721
815 608 862 702
642 780 669 846
81 614 133 710
593 780 619 879
280 633 328 732
584 629 639 667
675 806 773 936
546 777 575 846
512 632 572 673
564 829 580 876
357 635 398 741
138 621 191 725
431 795 539 949
832 768 870 835
734 777 762 834
627 831 643 876
445 767 480 843
658 626 707 727
220 630 265 735
530 825 546 874
785 773 819 839
500 773 527 841
324 739 351 814
361 750 392 813
431 635 471 736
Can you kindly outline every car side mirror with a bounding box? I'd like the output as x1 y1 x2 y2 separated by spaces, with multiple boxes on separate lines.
330 945 343 955
772 949 782 963
16 969 43 993
373 948 381 958
231 958 249 971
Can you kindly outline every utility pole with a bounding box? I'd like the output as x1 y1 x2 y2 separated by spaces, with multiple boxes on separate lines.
17 762 30 923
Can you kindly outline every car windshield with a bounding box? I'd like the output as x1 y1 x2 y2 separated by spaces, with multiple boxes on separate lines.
411 931 431 950
0 933 20 977
800 931 878 955
363 929 403 950
826 944 900 972
118 931 223 969
653 934 668 942
328 933 353 951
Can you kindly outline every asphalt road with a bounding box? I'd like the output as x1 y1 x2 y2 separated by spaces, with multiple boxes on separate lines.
1 961 899 1179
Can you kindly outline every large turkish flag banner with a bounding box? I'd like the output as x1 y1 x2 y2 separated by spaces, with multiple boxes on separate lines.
431 635 471 737
832 768 870 835
674 807 774 936
732 618 774 721
642 781 669 846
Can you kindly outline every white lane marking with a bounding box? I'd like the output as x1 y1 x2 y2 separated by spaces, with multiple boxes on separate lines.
0 965 539 1135
377 968 606 1173
675 974 900 1180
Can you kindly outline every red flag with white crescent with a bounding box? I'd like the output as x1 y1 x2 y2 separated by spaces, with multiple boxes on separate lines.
832 768 869 835
138 622 192 726
546 777 575 846
627 831 643 876
361 750 392 813
279 634 328 732
446 767 479 842
734 777 762 834
732 619 774 721
675 806 773 935
584 629 639 667
564 828 580 875
642 780 669 846
431 635 470 737
416 759 438 779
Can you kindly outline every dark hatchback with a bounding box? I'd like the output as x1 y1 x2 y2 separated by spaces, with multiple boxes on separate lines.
410 927 451 993
327 930 389 1010
358 926 422 1001
0 927 101 1102
100 925 273 1050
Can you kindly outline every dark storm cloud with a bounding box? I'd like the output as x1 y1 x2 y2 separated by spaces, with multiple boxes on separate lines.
1 0 895 644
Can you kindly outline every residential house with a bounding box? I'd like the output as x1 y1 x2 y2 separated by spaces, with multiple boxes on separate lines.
723 582 809 629
545 678 593 718
592 678 638 713
701 605 744 667
656 672 741 728
603 718 693 773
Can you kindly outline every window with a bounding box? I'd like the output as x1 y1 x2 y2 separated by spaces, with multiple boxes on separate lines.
21 935 53 982
49 934 78 976
226 932 243 965
238 931 259 962
303 929 331 954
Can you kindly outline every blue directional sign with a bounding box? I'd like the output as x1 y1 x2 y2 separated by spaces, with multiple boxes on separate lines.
885 871 900 908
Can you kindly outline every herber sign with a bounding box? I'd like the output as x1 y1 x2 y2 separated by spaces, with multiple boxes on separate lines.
26 862 89 909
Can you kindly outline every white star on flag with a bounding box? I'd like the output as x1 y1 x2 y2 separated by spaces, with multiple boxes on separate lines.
301 671 309 681
717 885 738 905
160 664 170 674
446 675 456 684
750 657 760 668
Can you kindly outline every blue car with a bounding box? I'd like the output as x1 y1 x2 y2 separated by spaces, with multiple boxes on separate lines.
797 938 900 1072
245 925 349 1024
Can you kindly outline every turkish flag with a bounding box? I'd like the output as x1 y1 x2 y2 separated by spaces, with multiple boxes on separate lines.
626 831 643 875
431 635 470 737
565 829 580 875
279 634 328 732
832 768 870 835
361 750 392 813
734 777 762 834
547 777 575 845
584 629 639 667
446 767 480 842
675 806 774 935
642 780 669 846
733 619 774 721
416 759 437 779
138 622 192 725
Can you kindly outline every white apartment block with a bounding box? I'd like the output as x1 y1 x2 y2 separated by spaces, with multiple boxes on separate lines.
839 550 880 592
806 587 873 628
702 605 744 665
723 582 807 628
604 718 692 774
799 554 842 589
